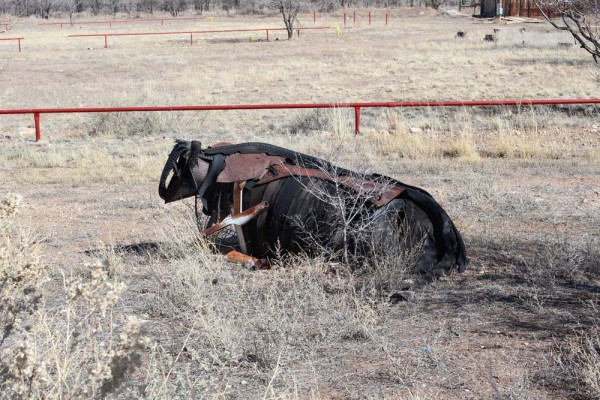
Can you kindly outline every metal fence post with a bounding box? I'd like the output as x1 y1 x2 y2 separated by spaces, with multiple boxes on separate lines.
354 106 361 135
34 112 41 141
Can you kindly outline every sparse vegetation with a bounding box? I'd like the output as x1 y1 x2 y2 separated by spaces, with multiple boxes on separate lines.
0 10 599 399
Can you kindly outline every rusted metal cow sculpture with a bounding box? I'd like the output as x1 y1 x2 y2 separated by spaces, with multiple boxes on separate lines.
159 140 467 275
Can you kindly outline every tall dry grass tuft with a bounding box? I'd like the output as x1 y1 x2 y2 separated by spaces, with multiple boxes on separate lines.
368 130 440 160
443 136 480 160
145 207 400 396
0 194 149 399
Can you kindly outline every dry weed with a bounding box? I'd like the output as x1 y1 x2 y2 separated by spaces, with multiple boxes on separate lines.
549 327 600 399
144 207 401 397
0 194 149 399
443 136 479 160
365 128 439 159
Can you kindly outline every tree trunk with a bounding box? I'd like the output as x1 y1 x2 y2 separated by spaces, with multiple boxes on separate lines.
285 17 293 39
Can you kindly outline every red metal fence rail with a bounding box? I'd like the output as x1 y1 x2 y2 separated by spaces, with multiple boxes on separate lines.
39 16 212 29
1 99 599 142
0 37 23 52
68 26 339 47
343 11 388 27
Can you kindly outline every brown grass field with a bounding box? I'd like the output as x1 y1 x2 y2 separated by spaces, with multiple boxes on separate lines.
1 8 599 399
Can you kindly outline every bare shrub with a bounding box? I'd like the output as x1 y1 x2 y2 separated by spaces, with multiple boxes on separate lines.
278 163 431 294
284 109 330 135
0 192 45 357
1 260 149 399
551 328 600 398
443 136 479 159
0 195 149 399
568 330 600 396
86 112 164 137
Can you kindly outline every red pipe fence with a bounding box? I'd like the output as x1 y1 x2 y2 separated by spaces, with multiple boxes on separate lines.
1 99 599 142
0 37 23 52
68 26 339 47
39 16 212 29
343 11 388 27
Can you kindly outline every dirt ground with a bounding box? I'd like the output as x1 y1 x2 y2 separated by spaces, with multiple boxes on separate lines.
1 8 600 400
3 150 598 398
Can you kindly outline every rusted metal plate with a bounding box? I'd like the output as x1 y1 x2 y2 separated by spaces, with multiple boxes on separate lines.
216 153 286 183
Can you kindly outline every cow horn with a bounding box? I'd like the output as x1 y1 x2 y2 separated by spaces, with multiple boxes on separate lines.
158 140 190 200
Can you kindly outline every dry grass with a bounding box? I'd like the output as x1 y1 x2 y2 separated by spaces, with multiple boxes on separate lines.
1 8 599 399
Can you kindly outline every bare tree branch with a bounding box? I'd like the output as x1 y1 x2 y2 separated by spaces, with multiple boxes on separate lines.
270 0 305 39
535 0 600 62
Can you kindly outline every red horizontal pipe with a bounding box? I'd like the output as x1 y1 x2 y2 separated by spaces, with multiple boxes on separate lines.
0 37 24 41
1 99 599 115
68 26 333 38
4 99 600 141
39 16 209 26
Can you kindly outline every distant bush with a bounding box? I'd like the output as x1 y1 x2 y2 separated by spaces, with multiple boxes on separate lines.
86 112 164 137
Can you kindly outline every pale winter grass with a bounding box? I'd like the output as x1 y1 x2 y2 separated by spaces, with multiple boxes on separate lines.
1 11 598 138
1 9 599 400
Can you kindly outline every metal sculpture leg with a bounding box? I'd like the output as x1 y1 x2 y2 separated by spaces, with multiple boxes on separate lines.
233 182 248 253
202 181 268 254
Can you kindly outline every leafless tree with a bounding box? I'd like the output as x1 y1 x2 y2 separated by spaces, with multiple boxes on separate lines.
122 0 141 14
138 0 156 13
426 0 446 10
36 0 55 18
107 0 120 15
90 0 102 14
162 0 187 15
271 0 304 39
60 0 84 13
535 0 600 62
